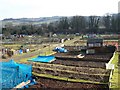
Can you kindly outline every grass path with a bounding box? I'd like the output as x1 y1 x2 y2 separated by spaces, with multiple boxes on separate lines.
110 52 120 89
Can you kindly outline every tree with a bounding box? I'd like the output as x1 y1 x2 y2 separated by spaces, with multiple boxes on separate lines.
88 16 100 33
2 22 13 36
103 14 112 32
48 23 55 33
111 15 119 33
70 16 86 33
118 13 120 33
58 17 69 34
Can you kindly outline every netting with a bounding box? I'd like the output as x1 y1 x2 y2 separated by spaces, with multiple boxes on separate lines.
0 60 32 89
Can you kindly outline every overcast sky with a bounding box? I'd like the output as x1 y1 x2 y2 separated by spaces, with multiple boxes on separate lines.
0 0 119 20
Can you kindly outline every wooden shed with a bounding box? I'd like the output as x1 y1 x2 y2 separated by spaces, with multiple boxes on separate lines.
87 38 103 47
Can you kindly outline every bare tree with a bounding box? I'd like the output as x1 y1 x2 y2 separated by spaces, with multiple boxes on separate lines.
88 16 100 33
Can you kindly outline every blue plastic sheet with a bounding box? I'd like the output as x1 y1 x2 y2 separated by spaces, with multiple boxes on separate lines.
28 55 55 63
53 47 67 53
19 49 23 54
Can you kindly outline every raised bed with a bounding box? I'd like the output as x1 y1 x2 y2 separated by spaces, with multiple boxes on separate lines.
26 62 109 74
54 52 113 63
29 77 109 89
83 54 113 62
24 61 110 89
33 67 110 83
51 59 106 68
32 66 110 76
31 62 111 83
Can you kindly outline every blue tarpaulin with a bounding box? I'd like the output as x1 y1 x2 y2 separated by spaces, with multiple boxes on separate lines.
19 49 23 54
28 55 55 63
53 47 67 53
0 60 32 89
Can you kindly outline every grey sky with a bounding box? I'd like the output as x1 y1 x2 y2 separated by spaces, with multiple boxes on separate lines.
0 0 119 20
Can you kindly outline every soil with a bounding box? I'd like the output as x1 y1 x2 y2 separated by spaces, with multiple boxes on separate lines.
54 53 113 63
83 54 113 61
28 61 110 75
28 77 109 89
33 67 109 83
51 59 106 68
52 46 114 69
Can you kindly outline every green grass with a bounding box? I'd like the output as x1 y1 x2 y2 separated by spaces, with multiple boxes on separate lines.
17 56 37 63
32 72 108 85
3 44 22 47
110 52 120 89
111 52 119 65
63 36 80 45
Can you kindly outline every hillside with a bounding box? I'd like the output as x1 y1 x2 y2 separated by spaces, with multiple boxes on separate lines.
2 16 62 25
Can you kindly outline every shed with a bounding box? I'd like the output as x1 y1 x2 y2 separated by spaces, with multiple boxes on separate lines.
87 38 103 47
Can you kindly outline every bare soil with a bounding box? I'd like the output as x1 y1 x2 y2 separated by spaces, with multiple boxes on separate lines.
54 52 113 63
29 77 109 89
32 63 110 75
51 59 106 68
33 67 110 83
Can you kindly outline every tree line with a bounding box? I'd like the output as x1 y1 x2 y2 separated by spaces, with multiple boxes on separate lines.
2 13 120 36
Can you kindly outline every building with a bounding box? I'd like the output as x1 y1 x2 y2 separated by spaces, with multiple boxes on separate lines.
86 38 103 54
87 38 103 47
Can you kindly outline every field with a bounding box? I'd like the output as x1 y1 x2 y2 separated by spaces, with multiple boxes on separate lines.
1 35 119 89
25 45 116 89
32 66 110 83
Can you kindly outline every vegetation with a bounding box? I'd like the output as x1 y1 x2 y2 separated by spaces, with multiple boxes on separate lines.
110 52 120 89
2 14 120 36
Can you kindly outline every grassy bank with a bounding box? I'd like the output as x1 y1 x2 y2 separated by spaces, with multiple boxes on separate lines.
110 52 120 89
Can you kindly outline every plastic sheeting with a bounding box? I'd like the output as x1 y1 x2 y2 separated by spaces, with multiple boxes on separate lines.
0 60 32 89
19 49 23 54
53 47 67 53
28 55 55 63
